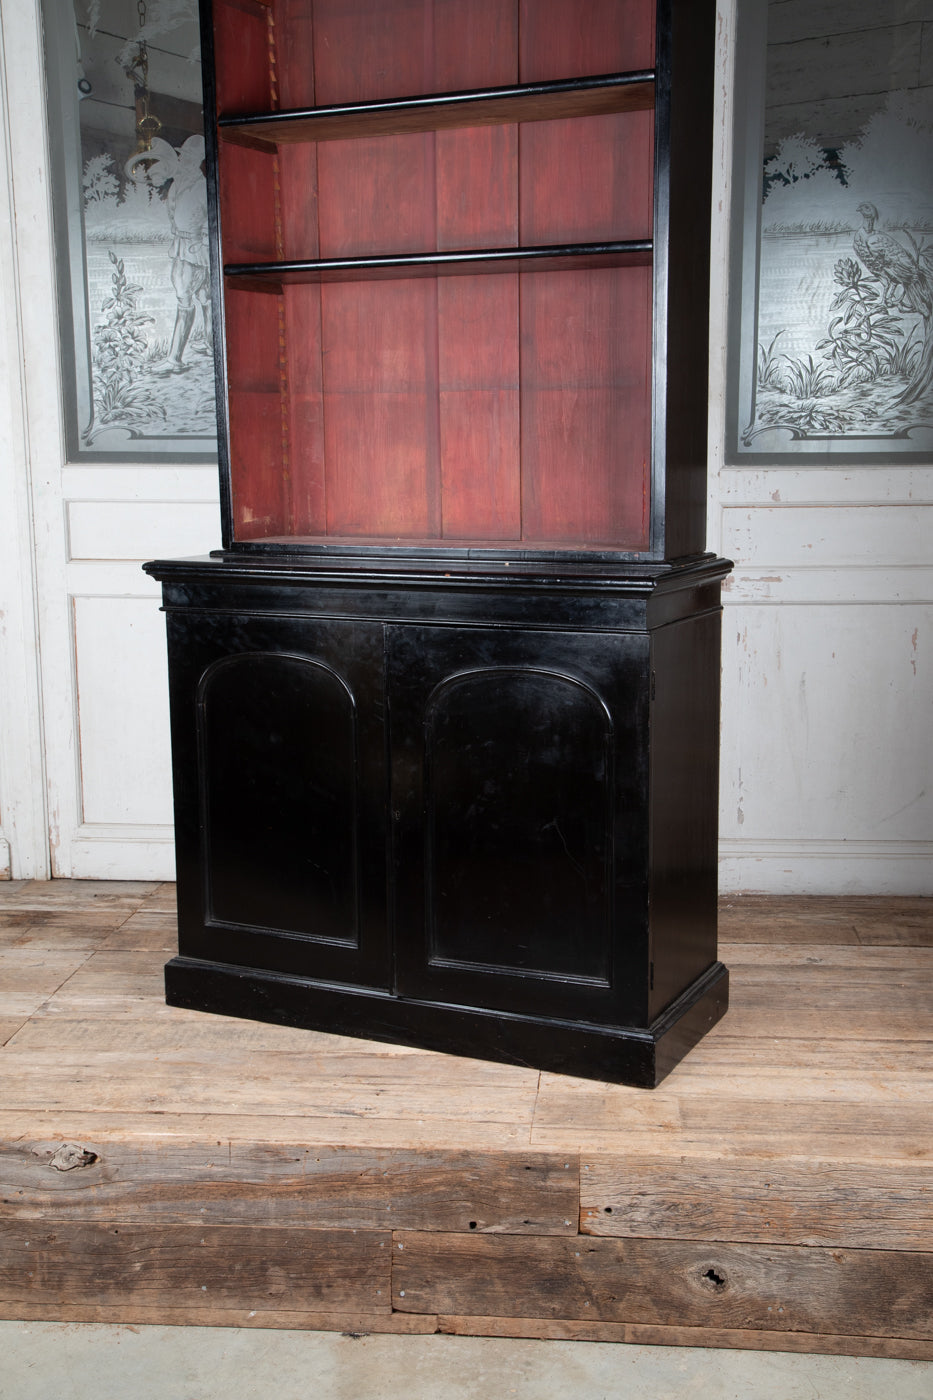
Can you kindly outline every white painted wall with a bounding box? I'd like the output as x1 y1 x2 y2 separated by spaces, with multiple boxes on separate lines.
708 0 932 893
0 0 929 892
0 0 220 883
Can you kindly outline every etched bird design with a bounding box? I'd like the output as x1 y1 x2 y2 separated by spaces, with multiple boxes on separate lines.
853 202 928 315
853 202 933 406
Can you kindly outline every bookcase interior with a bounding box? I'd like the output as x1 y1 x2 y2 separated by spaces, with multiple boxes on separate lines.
210 0 659 551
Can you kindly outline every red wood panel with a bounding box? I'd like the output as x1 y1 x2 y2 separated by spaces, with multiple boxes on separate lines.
224 289 288 538
438 277 520 540
224 286 282 393
317 134 436 259
436 126 518 252
272 0 317 110
321 281 440 538
278 143 320 262
212 0 273 114
228 391 288 538
432 0 518 88
311 0 435 104
520 0 655 81
520 266 651 548
435 109 520 540
283 284 327 534
217 141 279 264
520 111 653 245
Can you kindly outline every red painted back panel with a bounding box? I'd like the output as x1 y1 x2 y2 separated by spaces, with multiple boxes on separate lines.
213 0 273 114
218 0 655 548
519 0 654 80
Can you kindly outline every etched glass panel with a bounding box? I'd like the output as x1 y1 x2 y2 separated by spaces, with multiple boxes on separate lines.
44 0 217 458
728 0 933 462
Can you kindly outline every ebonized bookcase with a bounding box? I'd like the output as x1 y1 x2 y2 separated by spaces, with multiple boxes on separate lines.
145 0 731 1087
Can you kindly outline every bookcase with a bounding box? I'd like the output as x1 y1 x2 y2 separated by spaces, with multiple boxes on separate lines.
145 0 731 1087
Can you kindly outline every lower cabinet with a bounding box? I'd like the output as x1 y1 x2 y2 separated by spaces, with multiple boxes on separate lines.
149 555 730 1086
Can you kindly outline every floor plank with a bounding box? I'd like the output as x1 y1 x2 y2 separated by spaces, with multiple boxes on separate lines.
0 880 158 910
392 1232 933 1339
1 1140 578 1234
718 895 932 946
0 910 130 936
0 1045 541 1124
579 1156 933 1250
0 949 95 1017
0 1220 392 1316
0 882 929 1354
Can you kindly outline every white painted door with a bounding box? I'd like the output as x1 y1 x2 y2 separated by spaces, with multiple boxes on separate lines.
0 0 220 880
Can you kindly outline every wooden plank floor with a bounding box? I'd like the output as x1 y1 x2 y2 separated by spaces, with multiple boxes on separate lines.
0 882 930 1358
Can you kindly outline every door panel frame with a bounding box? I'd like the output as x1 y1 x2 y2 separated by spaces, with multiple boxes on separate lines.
0 0 219 881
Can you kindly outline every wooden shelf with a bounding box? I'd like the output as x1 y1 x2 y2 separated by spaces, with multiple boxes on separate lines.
224 240 653 291
218 71 655 149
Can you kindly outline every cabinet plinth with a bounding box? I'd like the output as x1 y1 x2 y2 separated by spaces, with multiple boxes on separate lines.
146 0 729 1086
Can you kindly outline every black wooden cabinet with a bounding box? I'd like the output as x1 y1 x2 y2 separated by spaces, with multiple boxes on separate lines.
149 553 728 1086
146 0 730 1086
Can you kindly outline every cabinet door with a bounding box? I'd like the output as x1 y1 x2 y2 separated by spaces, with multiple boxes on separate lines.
166 611 389 987
388 625 651 1025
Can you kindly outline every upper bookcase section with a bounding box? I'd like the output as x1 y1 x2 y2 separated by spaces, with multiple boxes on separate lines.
211 0 656 121
202 0 716 563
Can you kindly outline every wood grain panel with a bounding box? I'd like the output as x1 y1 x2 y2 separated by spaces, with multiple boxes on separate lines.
99 913 177 953
436 126 518 251
393 1232 933 1338
227 389 288 538
321 280 440 537
0 918 122 949
1 1142 577 1234
224 284 288 537
0 950 93 1017
435 1314 933 1359
433 0 518 89
721 943 933 972
0 1111 536 1152
0 881 158 911
702 896 933 947
311 0 434 104
282 282 326 533
217 141 278 264
519 0 655 80
212 0 272 114
580 1156 933 1251
272 0 318 110
317 134 436 259
520 112 653 245
0 1221 390 1315
0 1301 439 1333
277 143 320 262
438 277 520 539
520 267 651 547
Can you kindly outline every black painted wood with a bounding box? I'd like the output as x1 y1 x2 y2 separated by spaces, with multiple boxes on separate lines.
224 241 653 290
219 70 656 144
388 624 649 1025
145 556 729 1084
144 0 729 1089
162 608 391 987
163 954 729 1089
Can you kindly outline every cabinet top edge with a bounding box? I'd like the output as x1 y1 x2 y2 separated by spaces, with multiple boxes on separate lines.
142 553 732 594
